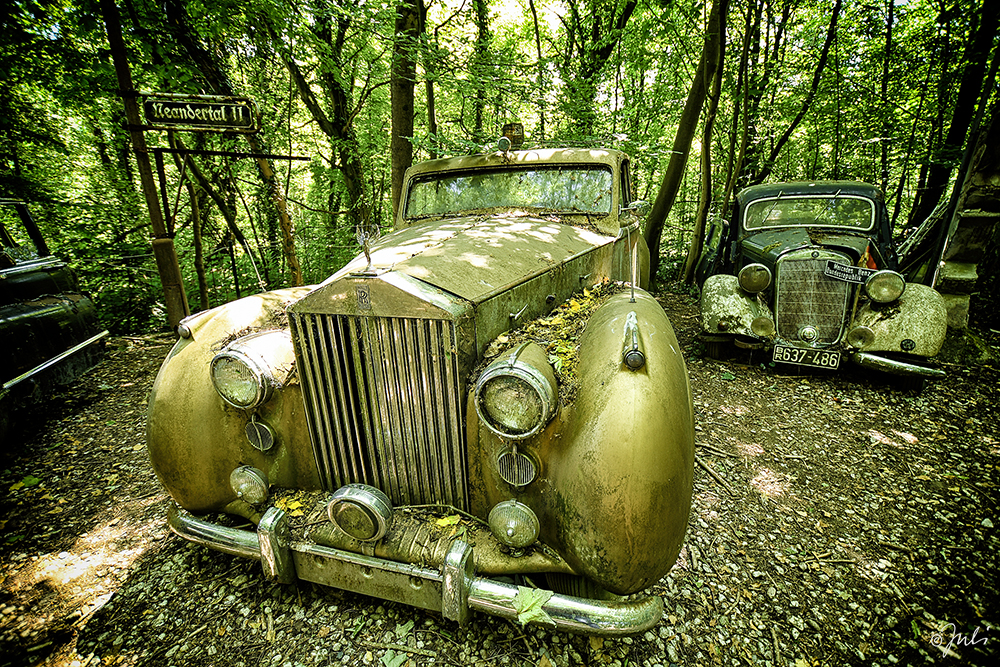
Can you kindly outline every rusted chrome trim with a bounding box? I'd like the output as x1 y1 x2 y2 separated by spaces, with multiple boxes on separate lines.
2 330 109 391
167 505 662 635
259 507 296 584
850 352 946 378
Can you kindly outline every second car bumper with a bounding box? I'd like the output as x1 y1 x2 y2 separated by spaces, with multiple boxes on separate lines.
850 351 946 378
167 504 663 635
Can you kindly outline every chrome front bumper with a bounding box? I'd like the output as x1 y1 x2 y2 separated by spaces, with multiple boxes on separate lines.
850 351 946 379
167 505 662 635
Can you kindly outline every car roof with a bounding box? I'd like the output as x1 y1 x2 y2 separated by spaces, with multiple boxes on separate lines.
737 181 883 205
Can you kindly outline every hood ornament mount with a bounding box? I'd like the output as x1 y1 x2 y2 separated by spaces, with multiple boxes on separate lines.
354 221 381 276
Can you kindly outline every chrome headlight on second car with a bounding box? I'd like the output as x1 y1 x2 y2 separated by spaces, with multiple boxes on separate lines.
738 263 772 293
865 270 906 303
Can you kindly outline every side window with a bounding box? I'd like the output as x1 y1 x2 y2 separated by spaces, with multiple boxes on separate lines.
620 160 632 209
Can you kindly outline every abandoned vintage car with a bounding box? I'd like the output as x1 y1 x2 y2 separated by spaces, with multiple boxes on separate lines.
147 147 694 635
696 181 947 378
1 199 107 443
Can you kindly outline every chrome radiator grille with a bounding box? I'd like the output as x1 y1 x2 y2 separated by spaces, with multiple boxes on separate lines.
774 257 850 343
289 312 468 509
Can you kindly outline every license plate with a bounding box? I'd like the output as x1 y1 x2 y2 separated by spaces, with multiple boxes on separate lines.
772 345 840 369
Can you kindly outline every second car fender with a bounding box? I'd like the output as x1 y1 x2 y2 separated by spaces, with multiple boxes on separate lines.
851 283 947 357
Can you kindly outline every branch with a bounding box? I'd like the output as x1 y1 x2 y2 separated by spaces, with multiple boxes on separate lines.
754 0 842 184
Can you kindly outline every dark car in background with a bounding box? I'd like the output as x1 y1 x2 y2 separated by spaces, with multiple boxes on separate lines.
1 199 107 443
696 181 947 379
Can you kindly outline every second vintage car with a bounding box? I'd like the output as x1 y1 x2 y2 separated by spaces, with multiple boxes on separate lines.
146 145 694 634
1 199 107 446
696 181 947 379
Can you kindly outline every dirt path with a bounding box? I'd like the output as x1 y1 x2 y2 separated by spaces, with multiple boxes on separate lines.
1 288 997 667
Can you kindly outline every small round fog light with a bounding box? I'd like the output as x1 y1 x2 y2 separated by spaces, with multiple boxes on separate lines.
230 466 269 505
847 326 875 349
751 316 775 337
327 484 393 542
488 500 539 549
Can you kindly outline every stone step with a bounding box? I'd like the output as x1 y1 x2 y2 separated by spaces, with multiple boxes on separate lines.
936 261 978 294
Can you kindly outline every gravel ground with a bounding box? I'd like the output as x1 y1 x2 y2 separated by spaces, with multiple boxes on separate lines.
1 287 997 667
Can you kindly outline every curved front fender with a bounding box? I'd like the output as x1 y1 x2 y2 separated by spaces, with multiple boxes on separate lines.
548 291 693 594
468 290 693 595
851 283 947 357
699 274 771 337
147 288 319 513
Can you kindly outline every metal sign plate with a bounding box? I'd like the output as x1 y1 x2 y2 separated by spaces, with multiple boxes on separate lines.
142 94 258 133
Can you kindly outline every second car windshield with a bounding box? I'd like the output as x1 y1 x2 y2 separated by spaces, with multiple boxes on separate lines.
744 195 875 231
405 166 613 219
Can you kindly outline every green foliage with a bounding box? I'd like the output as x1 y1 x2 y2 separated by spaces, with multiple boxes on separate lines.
1 0 992 331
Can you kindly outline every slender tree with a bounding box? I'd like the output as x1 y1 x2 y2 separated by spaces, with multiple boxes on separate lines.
391 0 421 217
644 0 728 283
908 0 999 226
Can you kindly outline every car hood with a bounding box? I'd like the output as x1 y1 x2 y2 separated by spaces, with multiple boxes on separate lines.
314 212 617 305
740 227 873 266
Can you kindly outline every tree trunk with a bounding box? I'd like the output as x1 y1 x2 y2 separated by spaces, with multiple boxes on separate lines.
644 0 728 283
528 0 546 139
908 0 999 227
419 2 439 159
683 3 727 284
472 0 491 143
879 0 894 193
391 0 420 217
190 184 210 310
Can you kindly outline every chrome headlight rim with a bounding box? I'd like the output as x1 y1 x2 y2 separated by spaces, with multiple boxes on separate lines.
327 484 394 542
209 330 292 410
210 348 272 409
475 345 557 440
865 270 906 304
738 263 772 293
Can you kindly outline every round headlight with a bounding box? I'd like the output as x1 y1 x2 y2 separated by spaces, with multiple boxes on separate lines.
865 270 905 303
738 263 772 293
211 352 271 409
210 330 294 410
475 343 557 440
847 326 875 349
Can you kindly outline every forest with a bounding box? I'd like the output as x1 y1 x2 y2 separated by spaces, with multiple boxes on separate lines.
1 0 998 334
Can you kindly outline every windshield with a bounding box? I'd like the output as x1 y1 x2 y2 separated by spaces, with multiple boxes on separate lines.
744 195 875 231
404 165 614 219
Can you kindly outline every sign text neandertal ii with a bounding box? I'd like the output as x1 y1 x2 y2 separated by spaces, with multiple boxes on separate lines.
142 95 256 132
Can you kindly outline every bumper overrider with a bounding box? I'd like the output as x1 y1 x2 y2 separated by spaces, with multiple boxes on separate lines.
167 504 663 635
